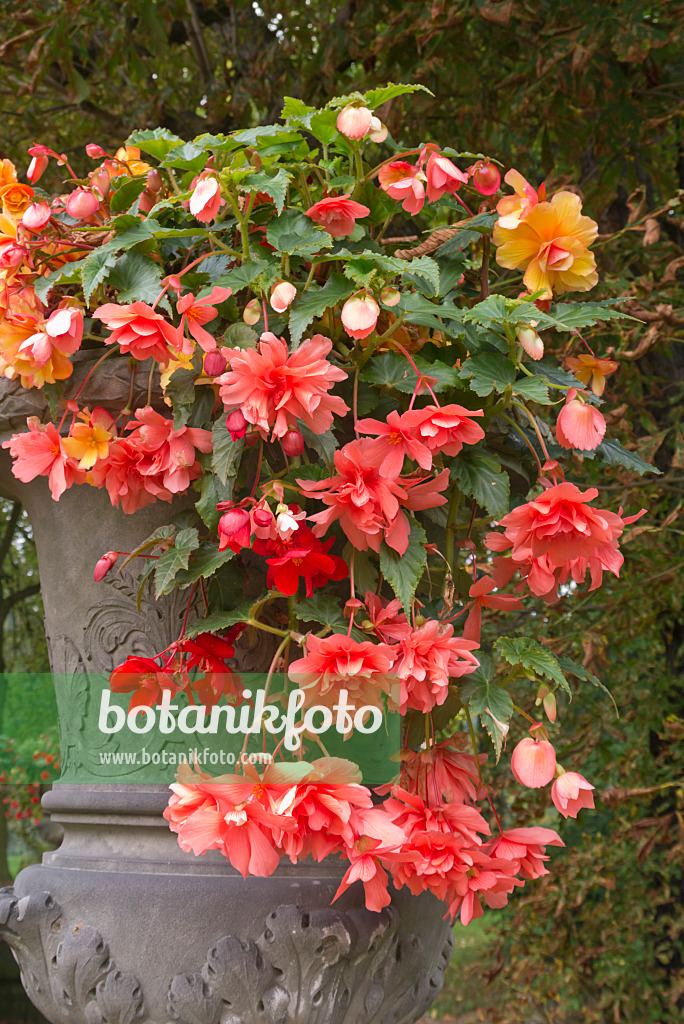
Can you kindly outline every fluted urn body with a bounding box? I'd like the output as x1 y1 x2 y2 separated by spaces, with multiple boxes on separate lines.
0 365 454 1024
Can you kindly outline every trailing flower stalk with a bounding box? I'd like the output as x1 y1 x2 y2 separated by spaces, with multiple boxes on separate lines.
1 84 651 925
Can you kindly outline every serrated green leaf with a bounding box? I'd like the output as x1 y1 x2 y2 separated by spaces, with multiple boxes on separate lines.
593 438 661 475
299 424 338 465
451 452 510 519
281 96 315 118
211 420 244 485
397 291 463 332
161 141 208 172
288 273 354 345
296 593 347 630
364 82 433 108
380 521 427 613
164 368 196 428
127 127 183 160
34 261 87 303
210 259 271 295
81 249 120 303
549 300 638 331
185 592 280 637
174 544 235 589
223 322 258 347
495 636 570 694
240 168 292 214
464 294 510 325
109 177 147 214
460 353 516 396
266 209 333 257
436 212 498 256
107 251 164 304
513 375 551 404
460 674 513 760
361 351 460 393
154 527 199 597
233 124 303 147
557 655 617 713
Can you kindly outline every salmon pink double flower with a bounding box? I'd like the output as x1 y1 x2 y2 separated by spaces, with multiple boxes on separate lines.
3 416 86 500
389 619 480 714
378 161 426 215
94 302 183 366
304 194 371 237
217 332 349 440
288 633 399 714
189 175 225 223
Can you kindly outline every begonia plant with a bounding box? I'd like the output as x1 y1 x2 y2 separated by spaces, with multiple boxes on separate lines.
0 83 653 924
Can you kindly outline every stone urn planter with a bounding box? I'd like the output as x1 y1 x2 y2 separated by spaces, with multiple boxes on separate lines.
0 370 454 1024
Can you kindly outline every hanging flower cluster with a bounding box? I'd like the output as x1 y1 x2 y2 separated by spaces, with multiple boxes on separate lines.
0 84 652 923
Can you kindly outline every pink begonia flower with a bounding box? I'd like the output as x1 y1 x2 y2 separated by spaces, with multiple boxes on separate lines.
298 438 448 556
22 201 51 231
368 117 388 143
189 176 225 223
483 826 564 879
218 507 252 553
304 194 371 237
517 326 544 360
177 286 232 352
411 403 485 456
356 409 434 478
0 241 28 269
552 771 595 818
378 161 426 215
340 293 379 340
65 189 100 220
2 417 86 500
556 390 607 451
126 406 213 493
462 577 523 642
423 150 469 203
511 737 557 788
18 307 84 367
486 482 646 600
94 550 119 582
496 169 545 230
269 280 296 313
389 619 480 714
288 633 399 715
333 804 407 912
217 332 349 440
225 408 248 440
336 104 373 139
399 740 487 805
203 350 227 376
93 302 182 366
447 850 522 926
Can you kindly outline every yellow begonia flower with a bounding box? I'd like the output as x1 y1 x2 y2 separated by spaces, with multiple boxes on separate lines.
493 191 598 299
62 423 114 469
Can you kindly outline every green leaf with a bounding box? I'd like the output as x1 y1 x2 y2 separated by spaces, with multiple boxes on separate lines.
109 177 147 214
195 472 236 531
362 351 460 393
174 544 235 589
549 300 638 332
107 251 164 304
127 127 183 160
299 424 338 465
557 655 618 713
364 82 433 108
593 438 661 476
342 252 440 296
239 168 292 214
224 322 258 347
451 452 510 519
185 593 280 638
380 521 427 613
460 672 513 761
34 261 87 303
211 419 244 485
460 353 516 396
233 124 303 147
266 209 333 257
513 376 551 404
288 273 354 346
436 212 498 256
296 593 346 631
308 110 340 145
154 527 199 597
81 249 119 303
495 636 571 695
161 141 208 172
397 292 463 332
164 368 197 429
281 97 315 118
210 259 271 295
464 294 510 325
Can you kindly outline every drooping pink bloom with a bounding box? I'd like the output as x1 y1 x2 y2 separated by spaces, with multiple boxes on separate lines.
304 194 371 237
94 550 119 582
110 656 182 712
2 417 86 500
217 332 349 439
26 147 49 183
269 280 296 313
496 169 545 230
511 737 556 788
356 409 434 478
446 849 522 926
389 620 480 714
93 302 182 365
18 306 84 367
462 577 523 642
483 826 564 880
126 406 213 493
423 150 469 203
65 188 100 220
298 439 448 555
189 176 225 223
556 390 606 451
336 105 373 140
288 633 399 713
225 408 248 440
399 739 487 805
552 771 595 818
218 507 252 553
89 437 168 513
487 482 646 600
517 326 544 360
333 805 406 912
378 162 426 215
363 590 408 639
340 293 379 340
410 403 485 456
265 527 348 598
177 286 232 352
22 201 51 231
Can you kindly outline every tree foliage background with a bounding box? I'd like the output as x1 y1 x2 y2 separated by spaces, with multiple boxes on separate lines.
0 2 682 1021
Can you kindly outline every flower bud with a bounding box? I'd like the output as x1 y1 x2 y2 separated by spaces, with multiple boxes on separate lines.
336 104 373 140
511 737 556 788
243 298 261 325
217 508 252 553
91 169 110 199
225 409 248 440
517 326 544 361
146 169 162 193
369 116 388 143
22 201 51 231
244 429 260 448
551 770 595 819
203 350 227 377
138 189 157 214
380 286 401 307
0 243 28 269
469 161 501 195
270 280 296 313
94 551 119 582
281 429 304 457
86 144 107 159
252 507 274 530
26 155 48 184
341 292 380 340
65 189 100 220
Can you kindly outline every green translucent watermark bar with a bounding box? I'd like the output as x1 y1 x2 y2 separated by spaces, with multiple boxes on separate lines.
0 673 401 786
